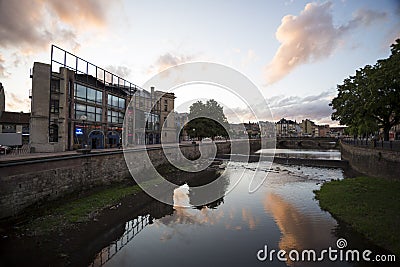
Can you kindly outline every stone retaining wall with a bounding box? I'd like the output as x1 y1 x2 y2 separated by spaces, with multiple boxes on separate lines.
340 141 400 180
0 145 202 219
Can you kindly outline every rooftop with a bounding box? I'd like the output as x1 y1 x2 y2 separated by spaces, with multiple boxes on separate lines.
0 111 30 124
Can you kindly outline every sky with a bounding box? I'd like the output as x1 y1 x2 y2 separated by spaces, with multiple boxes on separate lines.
0 0 399 125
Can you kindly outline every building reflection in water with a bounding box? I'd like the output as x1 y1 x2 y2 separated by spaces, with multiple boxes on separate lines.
89 176 229 267
89 199 174 267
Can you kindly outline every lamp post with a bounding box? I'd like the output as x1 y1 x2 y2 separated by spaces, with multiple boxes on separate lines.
192 128 196 144
80 115 87 148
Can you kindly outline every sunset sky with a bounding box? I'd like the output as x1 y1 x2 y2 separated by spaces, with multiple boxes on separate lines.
0 0 399 124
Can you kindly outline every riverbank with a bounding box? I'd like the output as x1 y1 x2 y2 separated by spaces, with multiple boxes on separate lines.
314 176 400 256
0 163 219 235
0 164 221 266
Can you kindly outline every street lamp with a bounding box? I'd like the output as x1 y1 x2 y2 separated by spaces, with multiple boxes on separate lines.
192 128 196 144
80 115 87 148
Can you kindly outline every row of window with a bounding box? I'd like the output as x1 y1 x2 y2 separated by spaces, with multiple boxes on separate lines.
74 103 126 124
145 112 160 131
75 83 125 109
75 84 103 104
107 110 124 124
108 94 125 109
75 103 103 122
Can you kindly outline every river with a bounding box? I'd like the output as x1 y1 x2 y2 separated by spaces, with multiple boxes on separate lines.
88 149 394 267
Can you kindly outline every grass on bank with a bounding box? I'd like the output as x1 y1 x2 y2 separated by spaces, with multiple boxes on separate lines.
314 176 400 256
27 182 151 234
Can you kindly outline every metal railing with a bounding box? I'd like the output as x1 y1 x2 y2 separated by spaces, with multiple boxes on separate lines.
0 144 31 156
342 138 400 152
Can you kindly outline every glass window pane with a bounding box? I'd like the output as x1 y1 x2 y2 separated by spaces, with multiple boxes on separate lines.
112 96 119 107
96 107 102 114
87 113 95 121
107 115 112 122
75 110 85 119
96 90 103 104
76 84 86 99
108 94 112 106
87 88 96 102
112 111 118 117
119 98 125 109
76 104 86 111
87 105 95 113
96 114 102 122
107 110 112 116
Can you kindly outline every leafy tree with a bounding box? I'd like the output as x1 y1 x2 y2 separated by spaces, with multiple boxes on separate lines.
331 39 400 141
185 99 229 140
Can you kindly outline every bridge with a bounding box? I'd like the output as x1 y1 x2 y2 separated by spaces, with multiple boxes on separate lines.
276 137 338 149
215 137 339 155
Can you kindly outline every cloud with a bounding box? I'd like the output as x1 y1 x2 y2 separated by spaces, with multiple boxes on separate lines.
106 65 131 79
46 0 107 29
4 91 31 112
0 0 109 53
148 52 195 74
0 54 7 78
266 2 387 84
224 90 336 124
241 49 257 67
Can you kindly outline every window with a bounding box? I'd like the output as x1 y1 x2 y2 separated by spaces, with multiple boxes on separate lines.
143 112 159 130
2 124 16 133
107 94 125 109
76 84 86 99
164 104 168 112
49 124 58 142
107 109 125 124
74 104 102 122
51 80 60 92
119 98 125 109
50 99 59 114
87 88 96 103
74 83 102 104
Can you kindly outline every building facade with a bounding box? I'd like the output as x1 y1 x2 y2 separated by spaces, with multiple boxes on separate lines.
276 118 300 137
0 83 30 144
175 112 189 142
317 124 330 137
300 119 316 137
157 91 176 143
30 56 175 152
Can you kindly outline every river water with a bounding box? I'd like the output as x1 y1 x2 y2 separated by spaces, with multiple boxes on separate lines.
89 150 394 267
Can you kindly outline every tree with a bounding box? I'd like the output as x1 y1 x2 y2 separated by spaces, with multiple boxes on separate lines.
184 99 229 140
331 39 400 141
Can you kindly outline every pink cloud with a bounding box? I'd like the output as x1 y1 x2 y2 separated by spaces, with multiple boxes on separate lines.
266 2 387 84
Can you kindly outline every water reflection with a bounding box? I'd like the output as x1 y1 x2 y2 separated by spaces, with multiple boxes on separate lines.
263 192 337 266
90 215 151 267
96 162 390 267
89 198 174 267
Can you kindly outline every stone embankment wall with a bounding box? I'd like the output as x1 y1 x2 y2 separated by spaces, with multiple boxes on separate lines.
340 141 400 180
0 145 202 219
